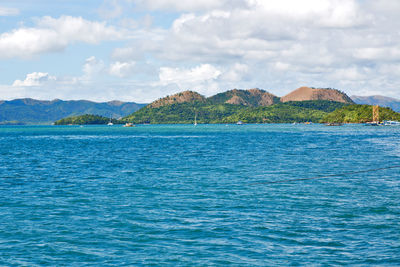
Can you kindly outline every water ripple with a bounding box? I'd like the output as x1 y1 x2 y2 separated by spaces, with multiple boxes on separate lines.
0 124 399 265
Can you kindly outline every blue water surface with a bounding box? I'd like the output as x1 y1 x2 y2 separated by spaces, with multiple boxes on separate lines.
0 124 399 266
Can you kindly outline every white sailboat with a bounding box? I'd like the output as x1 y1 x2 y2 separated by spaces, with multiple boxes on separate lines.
107 117 114 126
194 111 197 126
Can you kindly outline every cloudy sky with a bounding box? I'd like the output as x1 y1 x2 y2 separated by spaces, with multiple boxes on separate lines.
0 0 399 102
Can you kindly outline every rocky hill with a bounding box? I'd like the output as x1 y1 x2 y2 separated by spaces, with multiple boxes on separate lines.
148 91 206 108
281 87 354 104
0 98 146 124
351 95 400 112
206 88 279 106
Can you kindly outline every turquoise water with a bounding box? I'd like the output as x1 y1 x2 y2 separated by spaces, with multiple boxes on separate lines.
0 124 399 265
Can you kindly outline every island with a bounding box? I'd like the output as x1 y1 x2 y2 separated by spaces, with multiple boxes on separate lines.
54 87 400 125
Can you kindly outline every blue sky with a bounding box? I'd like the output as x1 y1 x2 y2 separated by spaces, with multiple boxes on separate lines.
1 0 400 102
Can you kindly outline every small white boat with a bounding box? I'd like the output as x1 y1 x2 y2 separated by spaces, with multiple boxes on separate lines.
236 121 244 125
383 120 400 126
107 122 114 126
123 123 135 127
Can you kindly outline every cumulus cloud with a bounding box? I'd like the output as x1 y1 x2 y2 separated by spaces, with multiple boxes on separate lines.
82 56 105 79
13 72 56 87
109 61 136 77
132 0 245 12
0 16 123 59
220 63 249 82
159 64 221 85
113 0 400 97
0 6 19 16
157 63 257 96
3 0 400 101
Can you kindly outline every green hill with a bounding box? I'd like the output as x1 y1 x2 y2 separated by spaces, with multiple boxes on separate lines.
206 88 280 106
120 88 350 124
58 88 400 125
122 102 247 124
54 114 119 125
321 105 400 123
122 100 347 124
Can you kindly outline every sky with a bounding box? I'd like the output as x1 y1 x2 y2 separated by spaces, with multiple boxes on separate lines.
0 0 400 102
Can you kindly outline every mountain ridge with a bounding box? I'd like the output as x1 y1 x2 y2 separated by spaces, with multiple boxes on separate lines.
0 98 146 124
351 95 400 112
206 88 280 106
146 87 353 109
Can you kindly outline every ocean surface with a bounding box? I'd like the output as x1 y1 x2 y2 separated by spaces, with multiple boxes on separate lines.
0 124 399 266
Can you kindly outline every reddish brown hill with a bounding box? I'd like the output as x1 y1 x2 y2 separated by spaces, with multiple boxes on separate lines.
281 87 354 104
148 91 206 108
207 88 279 107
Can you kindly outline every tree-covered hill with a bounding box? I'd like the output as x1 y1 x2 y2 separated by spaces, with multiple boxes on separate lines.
122 102 248 124
121 100 347 124
321 105 400 123
221 103 330 123
54 114 119 125
205 88 280 106
52 89 400 125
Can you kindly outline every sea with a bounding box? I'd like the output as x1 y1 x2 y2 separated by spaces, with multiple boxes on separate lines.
0 124 399 266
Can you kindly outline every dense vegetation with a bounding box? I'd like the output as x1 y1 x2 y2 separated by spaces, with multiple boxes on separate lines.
54 100 400 125
54 114 119 125
205 90 280 106
321 105 400 123
283 100 347 112
122 102 248 124
121 100 347 124
221 104 328 123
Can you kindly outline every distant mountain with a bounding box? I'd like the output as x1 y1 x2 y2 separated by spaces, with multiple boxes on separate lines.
206 88 280 106
281 87 354 104
351 95 400 112
0 98 146 124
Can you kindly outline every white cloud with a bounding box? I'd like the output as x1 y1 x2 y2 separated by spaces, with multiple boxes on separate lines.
159 64 221 86
157 64 222 95
3 0 400 101
98 0 123 19
330 67 366 81
109 61 136 77
220 63 249 82
82 56 105 79
0 16 123 59
13 72 56 87
251 0 365 28
0 6 19 16
132 0 244 12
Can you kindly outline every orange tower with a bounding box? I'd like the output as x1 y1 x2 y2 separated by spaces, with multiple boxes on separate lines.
372 105 380 122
